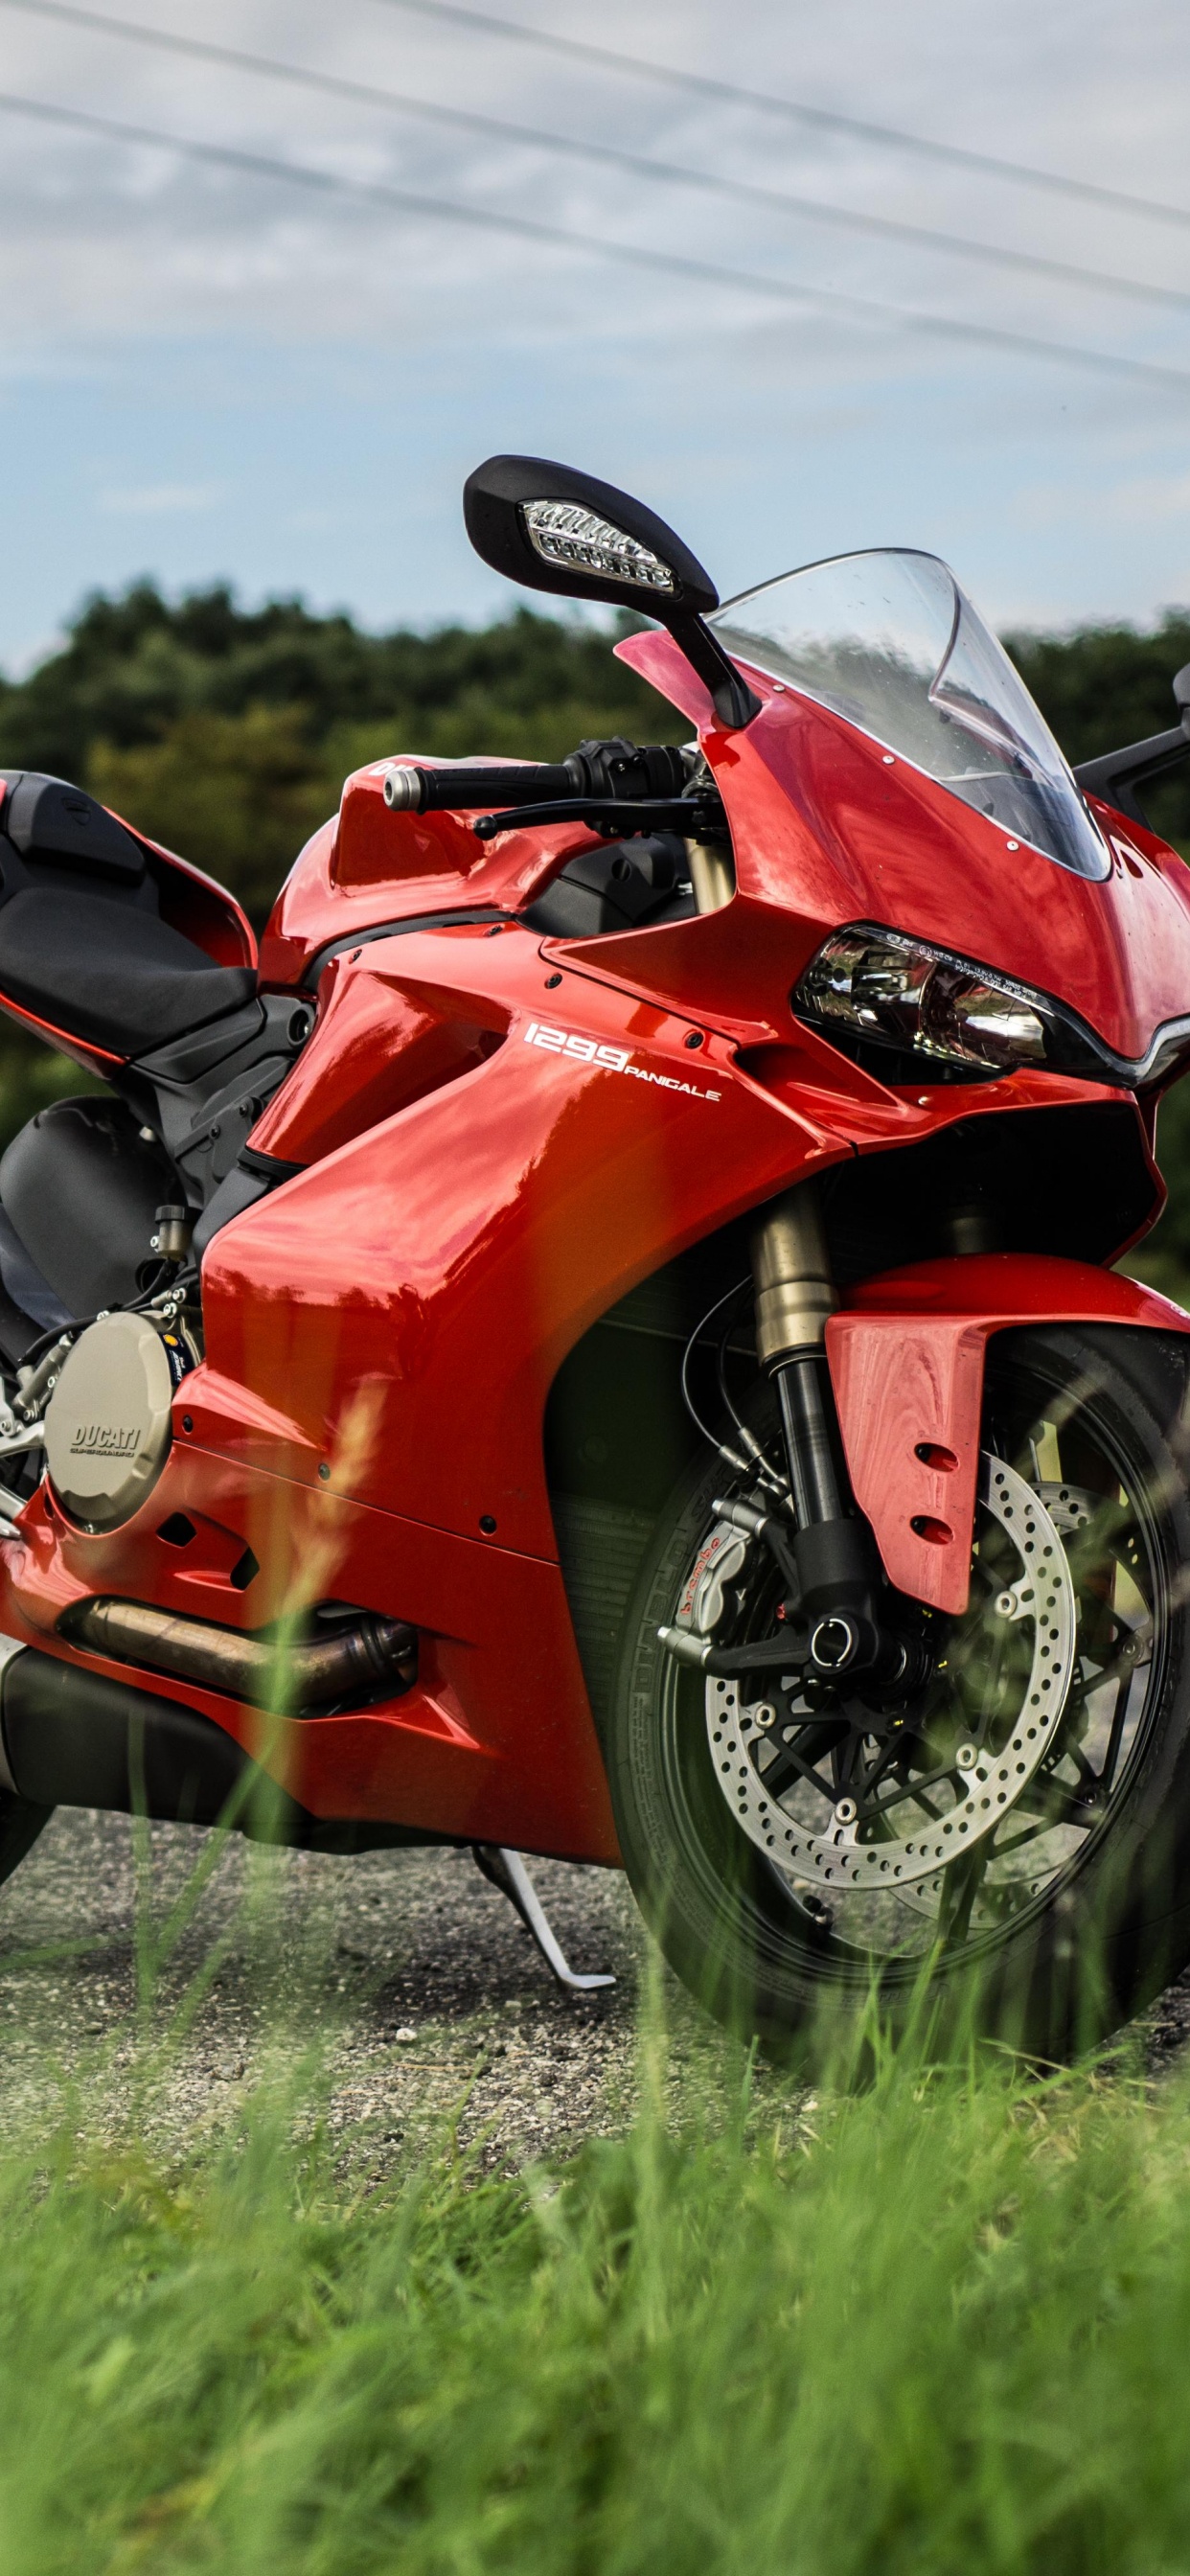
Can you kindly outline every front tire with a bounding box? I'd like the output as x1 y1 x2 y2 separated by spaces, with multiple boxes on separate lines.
606 1327 1190 2059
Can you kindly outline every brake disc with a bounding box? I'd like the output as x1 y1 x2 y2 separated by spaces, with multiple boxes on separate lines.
702 1454 1077 1893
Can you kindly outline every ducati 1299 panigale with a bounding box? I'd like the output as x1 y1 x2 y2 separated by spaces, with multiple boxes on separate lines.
1 455 1190 2055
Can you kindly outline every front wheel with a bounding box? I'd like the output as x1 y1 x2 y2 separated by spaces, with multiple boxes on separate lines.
606 1327 1190 2059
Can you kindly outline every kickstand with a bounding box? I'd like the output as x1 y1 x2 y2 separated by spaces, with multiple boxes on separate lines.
472 1844 615 1992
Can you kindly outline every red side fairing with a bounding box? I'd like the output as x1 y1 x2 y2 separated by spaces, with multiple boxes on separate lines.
197 927 842 1549
0 921 852 1859
827 1254 1190 1617
0 1460 616 1859
247 943 510 1166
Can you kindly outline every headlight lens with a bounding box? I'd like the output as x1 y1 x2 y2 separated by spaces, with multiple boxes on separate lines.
794 927 1094 1078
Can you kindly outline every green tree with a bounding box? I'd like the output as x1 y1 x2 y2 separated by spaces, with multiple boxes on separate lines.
1007 611 1190 853
88 706 339 928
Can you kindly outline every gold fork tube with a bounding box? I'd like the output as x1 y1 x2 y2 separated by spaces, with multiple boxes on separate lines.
750 1179 837 1368
686 838 735 912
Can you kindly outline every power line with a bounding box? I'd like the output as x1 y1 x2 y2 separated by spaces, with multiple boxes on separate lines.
375 0 1190 237
3 88 1189 395
6 0 1190 318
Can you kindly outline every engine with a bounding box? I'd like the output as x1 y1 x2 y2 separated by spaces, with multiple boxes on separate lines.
0 1092 203 1533
41 1306 199 1532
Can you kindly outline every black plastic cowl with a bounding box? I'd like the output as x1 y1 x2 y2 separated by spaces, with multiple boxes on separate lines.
0 772 145 881
0 1649 451 1852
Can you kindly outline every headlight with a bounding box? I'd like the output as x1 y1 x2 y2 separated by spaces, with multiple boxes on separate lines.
793 926 1123 1081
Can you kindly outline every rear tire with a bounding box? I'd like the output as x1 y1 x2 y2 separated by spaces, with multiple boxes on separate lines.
606 1327 1190 2059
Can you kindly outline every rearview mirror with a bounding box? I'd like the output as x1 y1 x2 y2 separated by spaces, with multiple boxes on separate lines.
463 455 760 730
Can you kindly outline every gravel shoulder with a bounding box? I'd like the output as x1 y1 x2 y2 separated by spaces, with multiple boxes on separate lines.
2 1807 1187 2165
0 1809 742 2167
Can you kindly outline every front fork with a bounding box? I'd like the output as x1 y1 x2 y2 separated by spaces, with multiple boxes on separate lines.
749 1181 910 1687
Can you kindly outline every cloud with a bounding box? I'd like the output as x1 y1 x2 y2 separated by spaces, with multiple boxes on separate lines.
1105 472 1190 528
98 481 227 516
3 0 1190 661
1016 468 1190 532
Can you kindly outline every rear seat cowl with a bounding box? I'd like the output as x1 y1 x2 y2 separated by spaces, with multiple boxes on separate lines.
0 771 147 882
0 773 258 1055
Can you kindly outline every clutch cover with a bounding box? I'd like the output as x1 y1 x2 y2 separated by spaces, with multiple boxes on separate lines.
44 1311 192 1532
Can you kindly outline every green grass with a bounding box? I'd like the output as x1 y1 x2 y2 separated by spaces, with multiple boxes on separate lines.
2 1990 1190 2573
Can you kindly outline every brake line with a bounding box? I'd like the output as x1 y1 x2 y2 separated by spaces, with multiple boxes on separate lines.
679 1276 789 1496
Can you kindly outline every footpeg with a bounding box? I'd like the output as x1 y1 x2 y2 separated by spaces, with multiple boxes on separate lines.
471 1844 615 1992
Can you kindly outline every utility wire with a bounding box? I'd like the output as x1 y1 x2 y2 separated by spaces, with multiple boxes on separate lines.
374 0 1190 237
3 88 1189 394
5 0 1190 316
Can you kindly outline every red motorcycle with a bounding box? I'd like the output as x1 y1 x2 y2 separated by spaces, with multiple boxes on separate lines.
1 453 1190 2054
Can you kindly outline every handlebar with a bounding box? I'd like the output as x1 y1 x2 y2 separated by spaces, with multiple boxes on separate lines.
382 738 691 816
384 762 575 814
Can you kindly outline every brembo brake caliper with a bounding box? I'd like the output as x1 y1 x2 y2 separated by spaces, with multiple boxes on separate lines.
675 1519 751 1640
659 1498 796 1677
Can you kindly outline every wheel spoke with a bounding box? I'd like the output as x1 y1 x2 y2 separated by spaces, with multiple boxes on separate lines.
861 1760 962 1821
937 1846 990 1947
1100 1672 1137 1798
991 1809 1086 1863
757 1738 837 1806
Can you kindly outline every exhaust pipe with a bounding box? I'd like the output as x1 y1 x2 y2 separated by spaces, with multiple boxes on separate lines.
62 1598 417 1712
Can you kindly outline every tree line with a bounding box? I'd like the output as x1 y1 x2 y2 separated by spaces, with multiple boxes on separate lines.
0 586 687 928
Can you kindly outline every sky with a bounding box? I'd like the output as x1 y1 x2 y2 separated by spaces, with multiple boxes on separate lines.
1 0 1190 672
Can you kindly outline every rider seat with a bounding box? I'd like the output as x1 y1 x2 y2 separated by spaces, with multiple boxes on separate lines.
0 772 256 1058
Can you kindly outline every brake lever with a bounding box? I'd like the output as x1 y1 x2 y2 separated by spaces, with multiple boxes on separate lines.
472 794 726 841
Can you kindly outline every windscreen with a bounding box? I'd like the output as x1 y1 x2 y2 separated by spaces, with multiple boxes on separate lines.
710 548 1110 881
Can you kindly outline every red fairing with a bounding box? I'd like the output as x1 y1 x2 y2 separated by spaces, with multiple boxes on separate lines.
827 1256 1190 1616
1 1458 620 1859
5 536 1190 1873
613 631 1190 1063
259 767 606 989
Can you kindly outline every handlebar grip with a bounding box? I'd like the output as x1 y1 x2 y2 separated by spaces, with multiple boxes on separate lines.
383 762 574 814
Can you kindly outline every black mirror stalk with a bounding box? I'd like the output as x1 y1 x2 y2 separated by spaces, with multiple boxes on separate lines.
1071 659 1190 828
669 614 762 728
